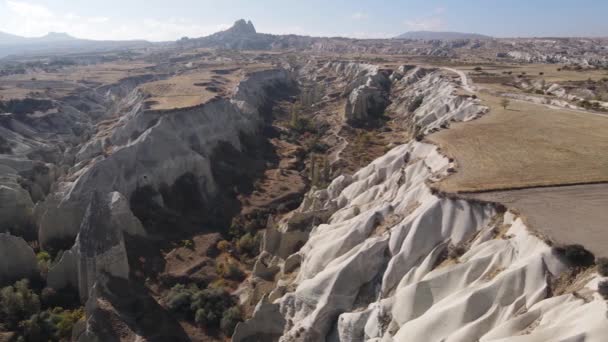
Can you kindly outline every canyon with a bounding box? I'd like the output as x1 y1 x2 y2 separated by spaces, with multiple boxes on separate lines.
0 20 607 342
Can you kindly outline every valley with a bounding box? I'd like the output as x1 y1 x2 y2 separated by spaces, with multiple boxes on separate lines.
0 19 607 342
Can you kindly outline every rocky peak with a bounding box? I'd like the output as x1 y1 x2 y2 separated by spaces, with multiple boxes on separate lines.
226 19 257 35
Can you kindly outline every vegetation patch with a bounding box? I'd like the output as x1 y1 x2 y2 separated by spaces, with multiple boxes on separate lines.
164 284 242 336
553 244 595 268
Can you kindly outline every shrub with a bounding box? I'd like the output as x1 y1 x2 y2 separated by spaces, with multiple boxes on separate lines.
181 239 194 249
37 251 52 277
0 279 41 330
236 233 259 257
597 257 608 277
554 244 595 268
165 284 195 313
20 307 84 341
598 280 608 299
448 244 466 260
217 240 231 252
220 306 242 336
190 288 235 326
164 284 239 334
500 98 510 110
217 262 244 281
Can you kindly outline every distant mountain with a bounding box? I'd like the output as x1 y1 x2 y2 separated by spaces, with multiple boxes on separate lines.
0 31 151 58
0 31 26 44
180 19 278 50
35 32 78 42
395 31 491 41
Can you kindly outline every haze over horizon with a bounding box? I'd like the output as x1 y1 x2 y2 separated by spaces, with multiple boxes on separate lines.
0 0 607 42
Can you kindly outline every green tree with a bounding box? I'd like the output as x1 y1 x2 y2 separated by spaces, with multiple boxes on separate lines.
0 279 41 330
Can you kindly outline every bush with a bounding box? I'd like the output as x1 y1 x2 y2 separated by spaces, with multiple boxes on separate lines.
598 280 608 299
216 240 231 252
217 262 245 281
20 307 84 341
448 244 466 260
597 257 608 277
220 306 242 336
190 288 235 326
181 239 194 249
165 284 194 313
555 244 595 268
164 284 239 334
236 233 259 257
0 279 41 330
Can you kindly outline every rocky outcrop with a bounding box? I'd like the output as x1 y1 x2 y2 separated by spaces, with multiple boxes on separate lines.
237 137 608 341
76 273 190 342
344 85 389 124
0 233 38 286
389 67 487 134
47 191 131 302
0 171 34 235
37 68 291 248
76 191 130 302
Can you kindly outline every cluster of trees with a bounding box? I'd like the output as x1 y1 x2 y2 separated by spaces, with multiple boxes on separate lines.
164 284 242 336
0 279 82 341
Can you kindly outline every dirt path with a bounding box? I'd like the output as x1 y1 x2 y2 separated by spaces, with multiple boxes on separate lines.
442 67 476 93
443 66 608 118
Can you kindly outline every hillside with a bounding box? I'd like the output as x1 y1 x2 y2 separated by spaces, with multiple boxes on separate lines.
395 30 491 40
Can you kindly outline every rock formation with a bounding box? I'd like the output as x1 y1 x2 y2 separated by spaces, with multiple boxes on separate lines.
234 66 608 341
37 68 291 248
0 233 38 286
47 191 133 302
75 191 130 302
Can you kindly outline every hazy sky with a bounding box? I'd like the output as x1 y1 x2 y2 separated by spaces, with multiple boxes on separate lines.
1 0 607 41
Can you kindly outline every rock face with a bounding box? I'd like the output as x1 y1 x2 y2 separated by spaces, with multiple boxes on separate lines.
237 138 608 342
76 273 190 342
0 172 34 234
235 70 608 341
388 66 487 134
76 191 130 302
47 191 131 302
0 233 38 286
344 85 389 124
37 69 291 248
227 19 257 35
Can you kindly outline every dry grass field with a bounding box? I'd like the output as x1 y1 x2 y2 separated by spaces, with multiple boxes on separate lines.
428 92 608 193
464 183 608 257
0 61 154 100
140 63 271 111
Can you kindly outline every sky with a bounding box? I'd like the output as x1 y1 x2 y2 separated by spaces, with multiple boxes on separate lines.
0 0 607 41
